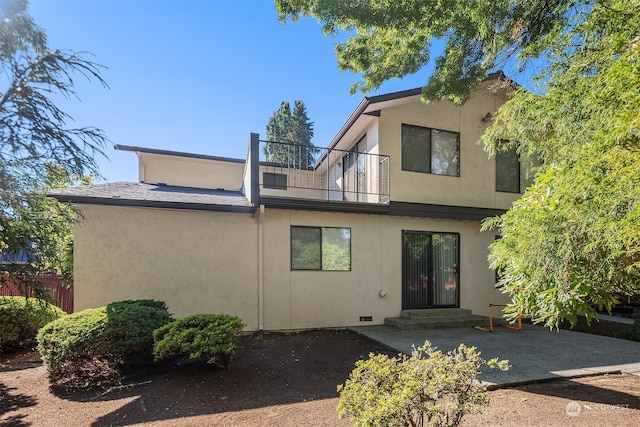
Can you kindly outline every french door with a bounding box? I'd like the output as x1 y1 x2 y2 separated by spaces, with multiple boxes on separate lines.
402 231 459 309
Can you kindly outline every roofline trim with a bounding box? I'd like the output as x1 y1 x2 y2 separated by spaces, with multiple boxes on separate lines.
115 144 245 164
326 70 514 150
259 196 506 221
49 194 257 214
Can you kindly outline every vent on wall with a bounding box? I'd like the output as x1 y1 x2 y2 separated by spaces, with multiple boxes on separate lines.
359 316 373 322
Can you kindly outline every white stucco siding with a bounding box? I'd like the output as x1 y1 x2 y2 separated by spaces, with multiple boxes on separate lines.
138 152 245 190
73 204 259 328
376 84 519 210
73 203 508 332
261 208 508 330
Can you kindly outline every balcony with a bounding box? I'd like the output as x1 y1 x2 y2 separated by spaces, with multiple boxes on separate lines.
244 134 390 205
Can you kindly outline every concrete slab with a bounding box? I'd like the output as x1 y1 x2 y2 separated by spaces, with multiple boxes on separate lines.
349 324 640 388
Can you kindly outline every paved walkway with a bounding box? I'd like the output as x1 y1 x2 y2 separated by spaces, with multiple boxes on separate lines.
349 324 640 388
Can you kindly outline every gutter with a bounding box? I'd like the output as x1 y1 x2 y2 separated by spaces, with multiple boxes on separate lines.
257 205 265 332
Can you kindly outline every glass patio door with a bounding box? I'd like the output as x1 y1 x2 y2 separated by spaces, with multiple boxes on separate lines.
343 137 366 202
402 231 459 309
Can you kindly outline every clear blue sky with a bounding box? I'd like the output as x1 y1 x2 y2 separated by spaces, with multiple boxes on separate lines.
29 0 531 184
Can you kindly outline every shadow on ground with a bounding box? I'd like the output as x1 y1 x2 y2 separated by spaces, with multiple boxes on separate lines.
0 381 37 427
51 330 393 427
512 374 640 410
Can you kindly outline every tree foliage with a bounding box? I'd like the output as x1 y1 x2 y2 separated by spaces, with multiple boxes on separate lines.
0 0 107 291
275 0 640 327
264 100 317 166
275 0 575 103
482 1 640 327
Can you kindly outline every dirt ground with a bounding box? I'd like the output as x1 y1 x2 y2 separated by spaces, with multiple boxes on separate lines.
1 329 639 426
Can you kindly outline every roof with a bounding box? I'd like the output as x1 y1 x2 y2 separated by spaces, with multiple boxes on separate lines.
0 248 29 265
115 144 245 164
48 182 255 213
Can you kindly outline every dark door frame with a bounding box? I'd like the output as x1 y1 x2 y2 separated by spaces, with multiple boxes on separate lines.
402 230 460 309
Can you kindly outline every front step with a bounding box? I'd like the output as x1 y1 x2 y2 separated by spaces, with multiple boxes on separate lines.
385 309 485 330
401 308 472 319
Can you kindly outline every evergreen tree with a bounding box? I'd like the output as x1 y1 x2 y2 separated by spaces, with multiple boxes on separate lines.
264 100 316 167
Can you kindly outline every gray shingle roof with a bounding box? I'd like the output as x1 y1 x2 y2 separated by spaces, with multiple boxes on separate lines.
48 182 255 213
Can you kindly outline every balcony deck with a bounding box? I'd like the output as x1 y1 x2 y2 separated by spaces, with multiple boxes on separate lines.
254 139 390 205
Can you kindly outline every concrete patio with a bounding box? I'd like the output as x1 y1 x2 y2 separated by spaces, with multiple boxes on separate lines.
350 323 640 388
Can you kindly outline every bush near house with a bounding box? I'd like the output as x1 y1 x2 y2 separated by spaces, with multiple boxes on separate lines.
37 299 172 390
153 314 244 369
337 341 509 427
0 296 65 352
621 310 640 342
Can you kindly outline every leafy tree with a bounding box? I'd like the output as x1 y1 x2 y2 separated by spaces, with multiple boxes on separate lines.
0 0 107 296
275 0 640 327
264 100 317 167
275 0 574 103
481 1 640 327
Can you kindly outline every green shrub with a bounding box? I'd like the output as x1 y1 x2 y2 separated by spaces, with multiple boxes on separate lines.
153 314 244 369
337 341 510 427
37 299 172 389
0 296 65 352
621 309 640 341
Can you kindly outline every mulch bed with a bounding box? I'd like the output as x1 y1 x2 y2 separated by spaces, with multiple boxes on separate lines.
1 329 639 426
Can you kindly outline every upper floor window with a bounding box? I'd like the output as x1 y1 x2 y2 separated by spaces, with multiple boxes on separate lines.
263 172 287 190
495 147 541 193
402 124 460 176
291 226 351 271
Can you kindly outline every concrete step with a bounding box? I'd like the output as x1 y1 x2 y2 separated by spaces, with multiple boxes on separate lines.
385 314 487 330
401 308 473 319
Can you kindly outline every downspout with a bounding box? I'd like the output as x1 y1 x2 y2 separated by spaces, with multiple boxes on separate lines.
257 204 265 332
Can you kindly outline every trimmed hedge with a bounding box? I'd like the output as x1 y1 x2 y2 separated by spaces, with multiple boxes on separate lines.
153 314 244 369
37 299 172 389
0 296 65 351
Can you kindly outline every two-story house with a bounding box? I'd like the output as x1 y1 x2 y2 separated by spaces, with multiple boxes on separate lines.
50 72 536 331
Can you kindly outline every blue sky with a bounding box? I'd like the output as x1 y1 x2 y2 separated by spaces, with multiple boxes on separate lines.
29 0 529 183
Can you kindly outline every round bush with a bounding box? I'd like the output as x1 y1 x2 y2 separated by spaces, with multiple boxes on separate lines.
153 314 244 369
0 296 65 352
37 299 172 389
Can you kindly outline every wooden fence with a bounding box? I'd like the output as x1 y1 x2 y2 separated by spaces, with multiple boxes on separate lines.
0 273 73 313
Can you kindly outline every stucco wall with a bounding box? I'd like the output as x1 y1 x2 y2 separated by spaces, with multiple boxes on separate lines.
73 204 259 328
261 208 509 330
138 152 244 190
74 203 508 331
377 83 521 210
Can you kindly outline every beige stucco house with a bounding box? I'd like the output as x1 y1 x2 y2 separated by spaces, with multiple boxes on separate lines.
50 72 535 331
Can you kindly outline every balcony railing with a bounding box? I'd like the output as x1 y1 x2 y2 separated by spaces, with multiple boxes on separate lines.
258 139 390 204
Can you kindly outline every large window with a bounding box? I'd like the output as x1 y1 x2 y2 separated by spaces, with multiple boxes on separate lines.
495 147 540 193
291 226 351 271
401 124 460 176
